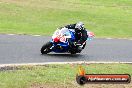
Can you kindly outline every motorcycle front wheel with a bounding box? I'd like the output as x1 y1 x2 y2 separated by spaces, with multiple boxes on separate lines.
41 42 52 54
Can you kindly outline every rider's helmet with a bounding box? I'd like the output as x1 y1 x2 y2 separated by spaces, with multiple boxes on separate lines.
75 22 84 31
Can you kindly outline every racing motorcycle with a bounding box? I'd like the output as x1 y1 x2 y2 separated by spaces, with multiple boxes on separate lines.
41 27 94 54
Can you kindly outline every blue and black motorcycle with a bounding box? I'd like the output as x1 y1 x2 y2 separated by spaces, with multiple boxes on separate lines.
41 28 94 54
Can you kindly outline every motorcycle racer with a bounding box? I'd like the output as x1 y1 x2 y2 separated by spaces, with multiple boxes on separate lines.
59 22 88 53
41 22 94 54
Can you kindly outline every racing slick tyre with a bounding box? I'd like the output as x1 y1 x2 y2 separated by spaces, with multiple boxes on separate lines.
69 47 77 54
41 42 52 54
70 51 76 54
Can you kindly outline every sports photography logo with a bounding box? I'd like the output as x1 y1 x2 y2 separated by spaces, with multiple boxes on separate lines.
76 66 131 85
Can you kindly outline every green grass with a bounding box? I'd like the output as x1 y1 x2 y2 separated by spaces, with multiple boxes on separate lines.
0 64 132 88
0 0 132 38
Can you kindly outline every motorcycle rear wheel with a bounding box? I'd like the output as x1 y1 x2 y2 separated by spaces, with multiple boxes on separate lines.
70 51 76 54
41 42 52 54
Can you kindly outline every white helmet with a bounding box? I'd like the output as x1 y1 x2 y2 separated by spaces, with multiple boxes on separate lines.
75 22 84 30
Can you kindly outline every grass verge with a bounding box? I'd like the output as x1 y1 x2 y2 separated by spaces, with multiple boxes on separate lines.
0 0 132 38
0 63 132 88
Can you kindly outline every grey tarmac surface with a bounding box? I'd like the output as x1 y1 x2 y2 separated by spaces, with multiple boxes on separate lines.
0 34 132 64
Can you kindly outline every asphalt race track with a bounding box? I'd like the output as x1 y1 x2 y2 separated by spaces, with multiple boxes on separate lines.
0 34 132 64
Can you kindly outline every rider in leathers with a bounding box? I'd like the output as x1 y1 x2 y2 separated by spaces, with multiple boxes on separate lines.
61 22 88 52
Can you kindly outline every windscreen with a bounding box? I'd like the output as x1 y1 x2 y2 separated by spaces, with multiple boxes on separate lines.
53 28 71 38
